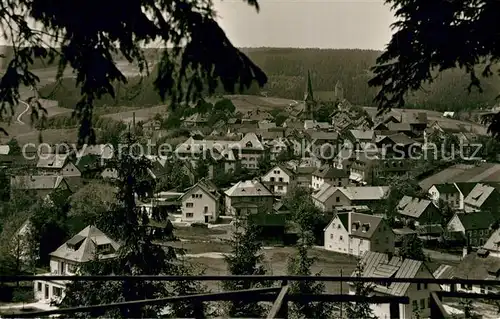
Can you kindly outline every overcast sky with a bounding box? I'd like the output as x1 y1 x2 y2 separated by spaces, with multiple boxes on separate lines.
0 0 395 50
215 0 395 50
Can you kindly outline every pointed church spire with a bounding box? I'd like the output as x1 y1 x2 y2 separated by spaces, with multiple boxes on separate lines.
335 80 344 101
304 70 314 102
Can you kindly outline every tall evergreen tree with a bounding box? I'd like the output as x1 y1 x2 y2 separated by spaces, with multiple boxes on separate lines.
222 219 269 318
287 232 332 318
399 234 426 261
60 134 204 318
286 191 332 318
346 259 377 319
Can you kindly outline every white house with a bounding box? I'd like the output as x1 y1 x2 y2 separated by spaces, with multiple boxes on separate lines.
428 183 462 209
324 212 394 257
350 251 441 319
224 180 274 216
311 165 349 190
312 184 389 212
175 133 265 170
179 179 221 223
261 164 296 197
34 226 119 304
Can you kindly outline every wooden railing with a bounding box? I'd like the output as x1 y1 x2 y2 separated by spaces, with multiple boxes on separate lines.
1 275 498 318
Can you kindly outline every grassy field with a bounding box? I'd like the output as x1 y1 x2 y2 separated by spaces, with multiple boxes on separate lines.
186 246 358 294
10 128 79 145
101 104 168 123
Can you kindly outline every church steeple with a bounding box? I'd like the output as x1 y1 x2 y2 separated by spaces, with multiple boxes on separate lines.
335 80 344 101
303 70 315 120
304 70 314 102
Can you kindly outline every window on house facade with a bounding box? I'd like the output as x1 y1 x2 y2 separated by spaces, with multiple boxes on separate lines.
330 234 333 239
277 186 283 190
68 264 77 273
270 177 275 182
37 282 42 291
420 299 425 309
186 203 193 208
336 197 340 203
412 300 418 311
53 287 62 297
279 177 283 182
186 213 194 218
340 236 343 241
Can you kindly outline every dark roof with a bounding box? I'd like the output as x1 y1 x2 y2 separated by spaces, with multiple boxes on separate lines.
349 213 384 239
296 166 317 174
387 133 416 146
256 129 284 140
305 130 339 141
248 213 286 226
276 164 295 177
434 183 459 194
453 252 500 280
456 182 491 198
387 122 411 132
338 212 349 229
458 212 496 230
313 165 349 178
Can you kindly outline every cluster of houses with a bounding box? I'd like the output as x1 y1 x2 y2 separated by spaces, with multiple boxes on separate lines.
2 78 498 318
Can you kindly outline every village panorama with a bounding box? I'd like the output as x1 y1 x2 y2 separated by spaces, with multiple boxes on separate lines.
2 2 500 319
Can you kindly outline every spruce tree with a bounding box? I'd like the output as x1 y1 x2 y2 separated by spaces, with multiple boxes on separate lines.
346 259 377 319
287 232 332 318
60 134 205 318
287 196 333 319
222 219 269 318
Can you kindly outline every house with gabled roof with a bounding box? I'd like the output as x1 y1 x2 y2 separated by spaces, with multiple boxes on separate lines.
183 113 208 127
463 183 500 213
10 175 71 199
261 164 296 197
324 212 394 257
267 138 288 161
345 129 375 149
312 184 389 212
376 133 417 158
483 228 500 258
350 251 441 319
174 132 265 170
295 166 316 188
311 165 350 190
37 154 81 177
447 211 496 247
34 226 119 303
428 183 462 209
237 132 266 170
179 179 221 223
256 129 284 145
397 196 441 226
257 120 276 130
224 180 274 216
450 249 500 295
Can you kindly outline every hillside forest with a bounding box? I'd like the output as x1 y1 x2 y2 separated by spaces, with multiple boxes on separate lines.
38 48 500 112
